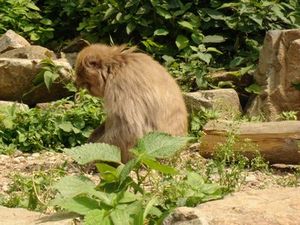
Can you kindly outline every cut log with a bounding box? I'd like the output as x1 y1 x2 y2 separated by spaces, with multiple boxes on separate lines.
200 120 300 164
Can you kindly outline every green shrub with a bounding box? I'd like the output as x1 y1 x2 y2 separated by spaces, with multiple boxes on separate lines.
0 0 54 43
0 90 105 153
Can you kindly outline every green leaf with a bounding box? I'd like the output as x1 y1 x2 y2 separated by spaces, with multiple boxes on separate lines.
110 209 131 225
53 176 96 198
84 209 111 225
175 35 189 50
136 132 193 159
119 159 138 183
245 83 262 94
142 157 177 174
44 70 59 91
230 56 245 68
27 3 40 11
203 35 226 43
178 21 194 31
52 195 99 215
153 29 169 36
191 33 204 45
126 22 136 34
58 121 74 132
192 52 212 65
156 8 172 19
96 163 118 182
64 143 122 164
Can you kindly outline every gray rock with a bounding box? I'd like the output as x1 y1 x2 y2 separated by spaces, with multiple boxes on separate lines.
184 89 242 120
0 58 73 105
0 30 30 54
0 45 56 59
164 187 300 225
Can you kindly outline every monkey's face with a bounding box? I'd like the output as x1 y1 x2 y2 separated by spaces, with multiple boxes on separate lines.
75 48 107 98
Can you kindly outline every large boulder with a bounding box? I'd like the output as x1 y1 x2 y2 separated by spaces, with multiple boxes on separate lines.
0 45 56 59
246 29 300 120
184 89 242 120
0 58 73 105
164 187 300 225
0 30 30 54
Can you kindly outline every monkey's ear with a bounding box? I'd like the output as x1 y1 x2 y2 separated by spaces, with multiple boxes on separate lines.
84 55 101 69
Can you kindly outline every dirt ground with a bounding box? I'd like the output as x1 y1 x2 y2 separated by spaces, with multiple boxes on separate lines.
0 148 299 197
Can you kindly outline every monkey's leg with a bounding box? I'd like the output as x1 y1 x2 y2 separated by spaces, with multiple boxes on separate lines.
87 123 105 143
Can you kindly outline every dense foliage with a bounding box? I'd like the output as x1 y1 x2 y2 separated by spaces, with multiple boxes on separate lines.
0 90 105 154
1 0 299 90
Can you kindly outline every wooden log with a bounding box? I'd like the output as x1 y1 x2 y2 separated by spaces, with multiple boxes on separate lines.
200 120 300 164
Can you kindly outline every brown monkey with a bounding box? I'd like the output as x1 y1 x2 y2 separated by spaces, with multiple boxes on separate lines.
75 44 188 162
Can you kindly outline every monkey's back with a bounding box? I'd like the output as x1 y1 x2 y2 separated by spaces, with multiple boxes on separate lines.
104 52 188 138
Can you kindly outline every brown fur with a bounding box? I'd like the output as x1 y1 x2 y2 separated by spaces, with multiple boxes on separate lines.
75 44 188 162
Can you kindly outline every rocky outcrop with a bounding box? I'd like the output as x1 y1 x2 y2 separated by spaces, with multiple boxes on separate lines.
184 89 242 120
246 29 300 120
0 58 73 105
0 45 56 59
0 31 74 105
0 30 30 54
200 120 300 164
164 187 300 225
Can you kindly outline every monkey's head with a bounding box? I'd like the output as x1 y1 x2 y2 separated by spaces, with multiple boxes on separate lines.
75 44 135 97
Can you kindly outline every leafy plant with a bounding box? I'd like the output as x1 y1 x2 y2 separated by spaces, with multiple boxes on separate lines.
278 111 298 121
0 165 66 211
0 89 105 153
51 132 223 224
0 0 54 43
189 107 219 137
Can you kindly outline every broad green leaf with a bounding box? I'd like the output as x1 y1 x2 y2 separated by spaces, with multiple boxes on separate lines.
192 52 212 65
245 83 262 94
239 65 254 76
58 121 74 132
156 8 172 19
191 32 204 45
143 197 158 220
206 47 223 54
110 209 131 225
27 3 40 11
136 132 193 159
52 195 99 215
142 157 177 174
175 35 189 50
249 14 263 27
126 22 136 34
204 8 225 20
203 35 226 43
178 21 194 30
229 56 245 68
29 32 39 41
96 163 118 182
64 143 121 164
154 28 169 36
84 209 111 225
119 159 138 183
103 7 116 20
44 70 59 91
53 176 96 197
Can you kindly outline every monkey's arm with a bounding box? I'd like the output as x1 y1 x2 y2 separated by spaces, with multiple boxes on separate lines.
87 123 105 143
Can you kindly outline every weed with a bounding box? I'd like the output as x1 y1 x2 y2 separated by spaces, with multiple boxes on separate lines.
0 165 66 211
